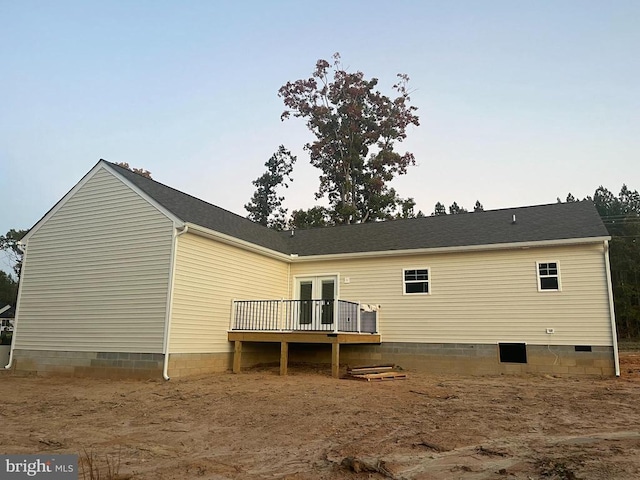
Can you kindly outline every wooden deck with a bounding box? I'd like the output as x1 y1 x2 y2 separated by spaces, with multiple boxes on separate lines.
227 331 382 378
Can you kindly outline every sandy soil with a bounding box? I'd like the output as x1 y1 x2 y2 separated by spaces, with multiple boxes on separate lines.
1 353 640 480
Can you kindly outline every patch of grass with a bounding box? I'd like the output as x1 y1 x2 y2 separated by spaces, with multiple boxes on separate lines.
80 448 124 480
536 458 580 480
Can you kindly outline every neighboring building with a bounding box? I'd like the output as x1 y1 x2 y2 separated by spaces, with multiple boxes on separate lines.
0 305 15 330
0 305 15 346
6 160 619 378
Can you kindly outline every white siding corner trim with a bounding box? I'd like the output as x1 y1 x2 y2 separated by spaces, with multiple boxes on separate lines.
604 241 620 376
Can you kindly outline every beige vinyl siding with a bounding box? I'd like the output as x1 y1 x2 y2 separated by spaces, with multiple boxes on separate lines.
169 232 289 353
16 167 173 352
291 243 613 346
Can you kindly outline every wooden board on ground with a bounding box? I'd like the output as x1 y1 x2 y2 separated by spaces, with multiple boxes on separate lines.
347 364 395 375
347 371 407 382
345 364 407 381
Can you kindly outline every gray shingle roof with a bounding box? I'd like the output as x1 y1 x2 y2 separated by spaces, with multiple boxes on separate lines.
106 161 609 257
281 201 609 256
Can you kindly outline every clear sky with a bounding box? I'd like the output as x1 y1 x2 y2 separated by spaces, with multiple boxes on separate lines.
1 0 638 268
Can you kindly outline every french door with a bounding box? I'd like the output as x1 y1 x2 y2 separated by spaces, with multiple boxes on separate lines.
296 276 337 327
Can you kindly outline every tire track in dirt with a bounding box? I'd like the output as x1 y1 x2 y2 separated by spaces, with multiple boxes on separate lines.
332 430 640 479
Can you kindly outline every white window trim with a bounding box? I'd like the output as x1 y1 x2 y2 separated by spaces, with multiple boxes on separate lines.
536 261 562 292
402 267 431 296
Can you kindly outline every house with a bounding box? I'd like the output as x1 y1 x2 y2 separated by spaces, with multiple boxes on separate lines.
6 160 619 378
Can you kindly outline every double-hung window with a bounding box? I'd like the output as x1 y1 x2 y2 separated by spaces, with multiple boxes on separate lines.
403 268 430 294
537 262 560 291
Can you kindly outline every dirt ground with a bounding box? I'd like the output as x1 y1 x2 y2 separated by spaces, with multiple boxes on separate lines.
2 354 640 480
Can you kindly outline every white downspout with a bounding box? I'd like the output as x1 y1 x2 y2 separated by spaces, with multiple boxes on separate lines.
162 225 188 380
604 240 620 377
5 242 27 370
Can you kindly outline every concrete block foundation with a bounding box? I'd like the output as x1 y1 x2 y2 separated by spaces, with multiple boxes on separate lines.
12 349 164 379
167 352 233 377
11 342 616 378
286 342 616 376
11 347 275 379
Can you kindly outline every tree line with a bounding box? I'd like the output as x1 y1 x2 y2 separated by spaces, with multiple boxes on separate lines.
567 185 640 339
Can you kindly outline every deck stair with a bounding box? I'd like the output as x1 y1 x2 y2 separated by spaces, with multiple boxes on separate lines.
345 364 407 381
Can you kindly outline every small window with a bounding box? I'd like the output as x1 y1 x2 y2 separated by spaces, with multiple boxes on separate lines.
403 268 429 294
499 343 527 363
537 262 560 291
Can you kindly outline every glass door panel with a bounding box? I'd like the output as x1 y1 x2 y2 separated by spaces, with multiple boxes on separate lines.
321 279 335 324
299 281 313 324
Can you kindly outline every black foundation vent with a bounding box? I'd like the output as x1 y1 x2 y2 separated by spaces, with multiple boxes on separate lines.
499 343 527 363
575 345 592 352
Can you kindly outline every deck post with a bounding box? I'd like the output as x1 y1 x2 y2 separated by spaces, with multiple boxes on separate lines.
233 340 242 373
280 341 288 376
331 341 340 378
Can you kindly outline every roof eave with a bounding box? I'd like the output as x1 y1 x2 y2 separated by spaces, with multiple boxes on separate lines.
290 236 612 262
184 223 292 262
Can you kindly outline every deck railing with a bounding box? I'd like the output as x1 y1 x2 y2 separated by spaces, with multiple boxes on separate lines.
231 299 378 334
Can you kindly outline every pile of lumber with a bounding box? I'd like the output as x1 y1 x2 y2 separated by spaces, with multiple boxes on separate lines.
345 364 407 382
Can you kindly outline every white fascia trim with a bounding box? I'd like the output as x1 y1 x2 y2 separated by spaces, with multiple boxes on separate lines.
185 223 292 262
290 236 612 262
102 162 184 227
